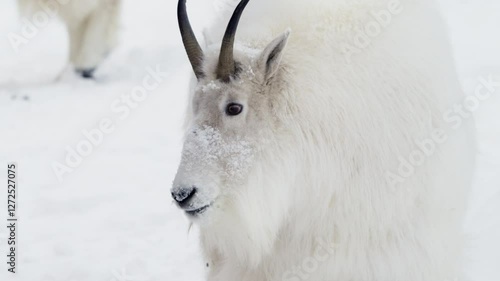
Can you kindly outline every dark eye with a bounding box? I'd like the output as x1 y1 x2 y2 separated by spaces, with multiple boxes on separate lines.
226 103 243 116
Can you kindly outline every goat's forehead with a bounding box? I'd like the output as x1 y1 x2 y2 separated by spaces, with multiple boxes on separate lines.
197 80 225 94
196 64 256 96
197 64 258 92
192 45 261 102
195 79 248 102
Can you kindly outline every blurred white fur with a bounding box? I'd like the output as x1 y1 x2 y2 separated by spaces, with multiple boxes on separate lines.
17 0 121 75
175 0 476 280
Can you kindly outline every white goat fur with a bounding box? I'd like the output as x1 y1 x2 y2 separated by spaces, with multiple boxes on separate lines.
174 0 475 280
17 0 121 71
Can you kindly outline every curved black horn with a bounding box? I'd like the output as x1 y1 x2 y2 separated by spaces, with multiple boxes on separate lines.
178 0 204 79
217 0 250 81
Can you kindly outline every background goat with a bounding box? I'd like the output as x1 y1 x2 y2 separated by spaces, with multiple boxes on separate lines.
17 0 121 78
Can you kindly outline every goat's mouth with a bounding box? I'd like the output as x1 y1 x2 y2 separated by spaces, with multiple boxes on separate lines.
185 204 211 216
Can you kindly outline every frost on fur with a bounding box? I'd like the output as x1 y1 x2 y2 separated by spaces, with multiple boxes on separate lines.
171 0 475 281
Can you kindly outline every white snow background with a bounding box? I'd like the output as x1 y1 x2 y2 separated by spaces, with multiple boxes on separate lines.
0 0 498 280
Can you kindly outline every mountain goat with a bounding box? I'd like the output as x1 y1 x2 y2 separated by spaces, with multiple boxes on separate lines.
17 0 121 78
171 0 476 280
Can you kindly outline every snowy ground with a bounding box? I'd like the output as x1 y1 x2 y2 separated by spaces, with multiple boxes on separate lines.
0 0 498 280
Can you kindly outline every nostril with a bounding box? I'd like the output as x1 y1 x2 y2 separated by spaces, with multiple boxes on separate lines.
172 187 197 204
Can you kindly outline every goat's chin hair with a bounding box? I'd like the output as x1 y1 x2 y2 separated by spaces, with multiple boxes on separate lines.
199 147 297 268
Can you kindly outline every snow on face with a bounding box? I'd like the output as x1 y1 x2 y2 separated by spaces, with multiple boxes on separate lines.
182 125 254 180
174 125 255 210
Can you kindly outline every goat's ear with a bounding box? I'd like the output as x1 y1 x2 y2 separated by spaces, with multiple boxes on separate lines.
258 29 290 80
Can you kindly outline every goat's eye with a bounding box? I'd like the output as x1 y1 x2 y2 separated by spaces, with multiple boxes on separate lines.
226 103 243 116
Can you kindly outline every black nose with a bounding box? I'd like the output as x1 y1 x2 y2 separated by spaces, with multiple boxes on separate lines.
171 187 197 206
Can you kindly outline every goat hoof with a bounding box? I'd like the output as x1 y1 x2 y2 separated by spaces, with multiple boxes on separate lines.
76 68 96 79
